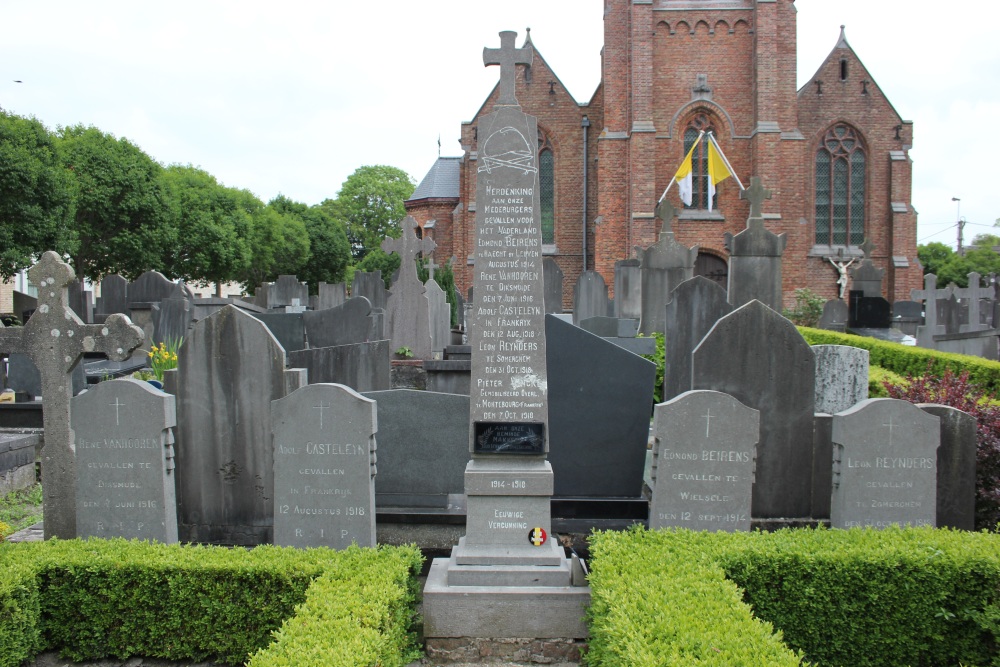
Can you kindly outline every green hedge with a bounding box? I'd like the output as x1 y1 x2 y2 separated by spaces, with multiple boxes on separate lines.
0 539 422 667
588 526 1000 667
800 326 1000 396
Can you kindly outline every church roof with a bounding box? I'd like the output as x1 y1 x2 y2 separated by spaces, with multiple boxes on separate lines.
407 157 461 201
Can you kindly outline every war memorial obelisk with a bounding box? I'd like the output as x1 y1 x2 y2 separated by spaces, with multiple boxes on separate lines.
422 31 590 642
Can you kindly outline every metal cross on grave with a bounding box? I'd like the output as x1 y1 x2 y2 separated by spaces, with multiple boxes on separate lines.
382 216 437 288
739 176 772 222
483 30 533 107
0 251 144 539
655 198 677 238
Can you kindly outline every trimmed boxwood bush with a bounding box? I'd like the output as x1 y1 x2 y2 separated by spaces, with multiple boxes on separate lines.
588 526 1000 667
0 539 422 667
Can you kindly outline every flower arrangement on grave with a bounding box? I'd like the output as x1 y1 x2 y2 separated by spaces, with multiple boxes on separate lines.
148 338 181 382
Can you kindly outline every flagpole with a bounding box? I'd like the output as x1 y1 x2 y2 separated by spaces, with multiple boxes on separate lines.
707 132 745 190
658 130 705 202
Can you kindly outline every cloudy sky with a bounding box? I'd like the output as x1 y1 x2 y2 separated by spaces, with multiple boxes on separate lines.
1 1 995 251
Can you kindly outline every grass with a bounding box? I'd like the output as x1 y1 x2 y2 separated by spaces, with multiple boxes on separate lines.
0 483 43 539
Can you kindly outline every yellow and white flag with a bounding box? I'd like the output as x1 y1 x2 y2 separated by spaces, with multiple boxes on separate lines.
706 134 743 211
672 134 703 207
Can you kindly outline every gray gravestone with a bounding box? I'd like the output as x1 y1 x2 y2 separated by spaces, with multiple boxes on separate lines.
382 217 436 360
818 299 849 332
73 378 178 543
814 345 870 415
848 239 885 298
578 316 638 339
725 178 786 312
636 200 697 336
572 271 612 325
692 299 815 518
68 282 94 324
268 275 309 310
315 282 347 311
918 403 977 530
546 314 655 497
362 389 469 508
6 352 86 399
254 313 306 352
663 276 733 402
288 341 391 392
271 383 376 549
649 390 759 532
614 258 642 321
174 305 306 545
811 413 834 519
302 297 375 349
0 252 144 538
152 297 193 345
97 275 128 316
831 398 940 529
0 433 37 496
351 271 389 312
127 270 187 307
426 279 451 358
543 257 564 314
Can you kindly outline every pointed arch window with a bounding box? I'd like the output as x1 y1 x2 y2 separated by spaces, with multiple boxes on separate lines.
816 124 865 245
539 140 555 245
683 113 716 210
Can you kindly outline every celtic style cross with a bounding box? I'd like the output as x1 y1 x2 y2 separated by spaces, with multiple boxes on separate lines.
484 31 533 106
0 251 144 539
382 217 437 287
655 198 677 237
860 238 875 260
740 176 772 221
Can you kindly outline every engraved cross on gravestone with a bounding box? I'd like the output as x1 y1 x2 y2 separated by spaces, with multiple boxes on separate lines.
483 30 533 106
0 251 144 539
740 176 772 222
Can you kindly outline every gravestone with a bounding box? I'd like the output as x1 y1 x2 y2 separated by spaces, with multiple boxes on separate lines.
302 297 375 349
0 432 38 496
849 291 891 329
271 383 376 548
614 258 642 321
848 239 885 297
542 257 564 314
96 275 128 316
424 31 588 642
817 299 849 332
362 389 469 508
254 313 306 352
831 398 940 529
174 305 306 545
636 199 697 335
663 276 732 402
892 300 923 336
913 273 945 348
351 271 389 312
68 282 94 324
572 271 611 325
73 378 178 543
426 279 451 357
152 297 193 345
127 270 188 307
288 340 391 392
692 300 815 518
546 315 655 497
649 390 759 532
6 352 87 399
918 403 977 530
314 282 347 311
725 178 786 312
0 251 144 538
266 275 309 310
382 217 435 360
814 345 869 415
811 413 834 519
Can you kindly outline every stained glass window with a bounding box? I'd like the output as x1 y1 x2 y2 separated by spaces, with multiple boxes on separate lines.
816 124 865 245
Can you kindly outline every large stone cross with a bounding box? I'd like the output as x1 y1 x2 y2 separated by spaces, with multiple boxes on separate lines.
382 216 437 286
655 198 678 238
740 176 772 221
483 30 533 107
0 251 144 539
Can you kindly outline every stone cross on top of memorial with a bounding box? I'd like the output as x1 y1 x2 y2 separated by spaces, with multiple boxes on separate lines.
725 177 786 312
0 251 144 539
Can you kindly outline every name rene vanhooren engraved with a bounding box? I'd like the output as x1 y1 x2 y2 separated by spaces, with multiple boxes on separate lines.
78 438 156 449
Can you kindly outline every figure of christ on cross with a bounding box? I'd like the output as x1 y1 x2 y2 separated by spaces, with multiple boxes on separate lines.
483 30 533 107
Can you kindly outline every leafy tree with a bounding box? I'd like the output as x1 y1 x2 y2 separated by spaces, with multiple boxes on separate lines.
971 233 1000 249
918 242 955 278
0 111 77 278
334 165 414 261
162 165 253 296
782 288 824 327
241 201 310 292
269 195 350 293
55 124 175 280
354 246 400 289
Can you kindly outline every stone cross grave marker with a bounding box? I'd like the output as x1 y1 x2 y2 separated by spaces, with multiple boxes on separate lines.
650 390 759 532
271 383 376 549
635 195 697 336
0 251 143 539
73 378 178 543
831 398 940 529
483 29 532 106
726 177 785 312
740 176 771 220
425 255 439 282
382 216 436 359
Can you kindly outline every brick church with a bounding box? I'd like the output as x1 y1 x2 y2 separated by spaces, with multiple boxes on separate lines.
405 0 918 310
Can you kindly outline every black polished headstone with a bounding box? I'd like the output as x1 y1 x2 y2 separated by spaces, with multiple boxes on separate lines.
849 291 891 329
254 312 306 352
919 403 977 530
543 257 564 314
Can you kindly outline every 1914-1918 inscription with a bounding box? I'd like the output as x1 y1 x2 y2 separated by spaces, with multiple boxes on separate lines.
474 422 545 454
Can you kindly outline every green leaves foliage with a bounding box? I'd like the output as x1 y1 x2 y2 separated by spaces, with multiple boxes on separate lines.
268 195 351 292
332 165 415 261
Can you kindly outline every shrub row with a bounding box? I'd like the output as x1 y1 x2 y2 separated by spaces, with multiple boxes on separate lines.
0 539 422 667
587 526 1000 667
800 326 1000 396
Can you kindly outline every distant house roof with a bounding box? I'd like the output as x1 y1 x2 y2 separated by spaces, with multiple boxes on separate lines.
407 157 461 201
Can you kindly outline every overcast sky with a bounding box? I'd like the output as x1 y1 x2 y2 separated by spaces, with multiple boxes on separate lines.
2 1 996 252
